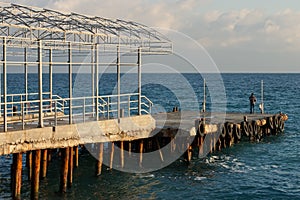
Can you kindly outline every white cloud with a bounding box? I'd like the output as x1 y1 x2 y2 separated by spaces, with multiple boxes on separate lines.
2 0 300 71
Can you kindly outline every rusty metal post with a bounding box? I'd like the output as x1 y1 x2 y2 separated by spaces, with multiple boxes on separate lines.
74 146 79 168
60 148 69 193
26 151 32 181
31 150 41 200
96 143 103 175
12 153 22 200
68 147 73 187
139 140 144 167
109 142 114 170
41 149 48 179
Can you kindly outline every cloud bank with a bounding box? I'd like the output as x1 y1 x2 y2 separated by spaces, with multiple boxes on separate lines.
3 0 300 72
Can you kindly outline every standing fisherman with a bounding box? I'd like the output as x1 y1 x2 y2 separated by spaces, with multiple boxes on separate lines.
249 93 257 114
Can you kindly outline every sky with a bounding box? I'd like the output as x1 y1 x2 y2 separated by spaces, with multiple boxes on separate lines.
3 0 300 72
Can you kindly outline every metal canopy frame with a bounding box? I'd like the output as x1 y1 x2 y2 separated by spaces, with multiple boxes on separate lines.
0 3 172 132
0 2 172 53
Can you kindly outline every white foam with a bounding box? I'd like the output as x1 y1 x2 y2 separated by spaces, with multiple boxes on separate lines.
194 176 207 181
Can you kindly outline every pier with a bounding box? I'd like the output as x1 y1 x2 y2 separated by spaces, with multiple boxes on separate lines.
0 3 289 200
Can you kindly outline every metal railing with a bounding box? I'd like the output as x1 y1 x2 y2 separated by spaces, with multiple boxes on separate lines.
0 92 153 131
98 93 153 119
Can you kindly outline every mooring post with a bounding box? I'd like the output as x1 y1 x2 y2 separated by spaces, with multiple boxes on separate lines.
31 150 41 200
41 149 48 179
26 151 32 181
60 148 69 193
109 142 115 170
12 153 22 200
68 147 73 188
96 143 104 176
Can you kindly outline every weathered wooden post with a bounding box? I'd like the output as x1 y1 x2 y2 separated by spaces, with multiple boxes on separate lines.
120 141 124 168
109 142 114 170
198 136 204 158
155 138 164 162
68 147 73 187
139 140 144 167
41 149 48 179
96 143 103 176
60 148 69 193
128 141 132 157
12 153 22 200
31 150 41 200
26 151 32 181
74 146 79 168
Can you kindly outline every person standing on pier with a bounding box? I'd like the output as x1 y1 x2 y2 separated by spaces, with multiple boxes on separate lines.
249 93 257 114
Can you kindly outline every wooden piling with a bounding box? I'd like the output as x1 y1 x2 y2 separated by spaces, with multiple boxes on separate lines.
109 142 114 170
47 149 52 163
68 147 73 187
41 149 48 179
139 140 143 167
171 137 176 153
155 138 164 162
26 151 32 181
59 148 69 193
31 150 41 200
187 143 192 162
128 141 132 157
96 143 103 176
120 141 124 168
12 153 22 200
74 146 79 168
198 136 204 158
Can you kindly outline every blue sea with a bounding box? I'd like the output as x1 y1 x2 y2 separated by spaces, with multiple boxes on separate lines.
0 73 299 199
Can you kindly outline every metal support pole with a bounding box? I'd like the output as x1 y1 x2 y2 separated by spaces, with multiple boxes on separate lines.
24 48 28 102
203 78 206 112
54 101 57 126
3 37 7 132
95 44 99 121
22 103 24 130
68 42 72 124
138 47 142 115
91 45 95 117
38 40 44 128
261 80 264 114
49 48 53 101
117 46 120 120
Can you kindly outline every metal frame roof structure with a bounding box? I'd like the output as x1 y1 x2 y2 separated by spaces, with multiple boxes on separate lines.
0 2 172 54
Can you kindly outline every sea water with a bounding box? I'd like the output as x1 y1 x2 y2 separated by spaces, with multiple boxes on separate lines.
0 73 299 199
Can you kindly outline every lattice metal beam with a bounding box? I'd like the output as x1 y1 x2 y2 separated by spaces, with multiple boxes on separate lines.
0 2 172 54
